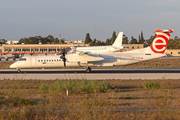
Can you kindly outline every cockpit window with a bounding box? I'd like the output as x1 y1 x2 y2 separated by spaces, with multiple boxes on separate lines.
19 58 26 61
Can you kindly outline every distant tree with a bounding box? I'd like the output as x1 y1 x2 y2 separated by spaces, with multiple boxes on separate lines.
60 38 65 44
138 35 140 44
111 31 117 44
18 35 66 44
144 36 154 47
99 41 106 46
167 40 180 49
122 35 128 44
129 36 137 44
40 37 47 44
53 37 65 44
90 39 106 46
19 37 29 44
46 35 54 40
19 36 41 44
95 40 105 46
174 36 180 42
0 39 7 44
53 38 60 44
46 35 55 43
89 39 96 46
106 38 111 45
28 37 39 44
96 41 101 46
138 31 145 44
84 33 92 44
35 36 43 43
89 41 94 46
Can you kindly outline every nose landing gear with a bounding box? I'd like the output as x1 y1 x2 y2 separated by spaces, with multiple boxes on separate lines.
17 68 21 73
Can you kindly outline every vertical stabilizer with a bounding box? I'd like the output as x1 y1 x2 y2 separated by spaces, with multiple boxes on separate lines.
112 32 123 48
150 29 173 53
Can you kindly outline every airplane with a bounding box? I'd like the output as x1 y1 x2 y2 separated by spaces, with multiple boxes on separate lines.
69 32 124 54
10 29 173 73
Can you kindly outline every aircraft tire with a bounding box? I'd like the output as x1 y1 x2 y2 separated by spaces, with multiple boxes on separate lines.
17 69 21 73
86 68 91 73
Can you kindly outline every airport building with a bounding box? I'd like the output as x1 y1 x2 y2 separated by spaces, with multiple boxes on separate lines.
1 43 178 58
166 49 180 56
0 43 144 58
122 44 144 50
0 43 87 58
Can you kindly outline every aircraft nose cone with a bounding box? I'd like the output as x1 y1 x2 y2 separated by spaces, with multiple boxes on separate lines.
10 63 16 68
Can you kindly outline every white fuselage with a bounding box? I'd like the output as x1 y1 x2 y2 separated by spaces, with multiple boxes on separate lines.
70 32 123 54
10 52 165 69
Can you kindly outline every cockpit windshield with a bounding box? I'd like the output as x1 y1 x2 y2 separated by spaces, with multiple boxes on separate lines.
19 58 26 61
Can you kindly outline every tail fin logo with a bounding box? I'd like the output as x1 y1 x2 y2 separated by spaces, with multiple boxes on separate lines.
150 29 173 53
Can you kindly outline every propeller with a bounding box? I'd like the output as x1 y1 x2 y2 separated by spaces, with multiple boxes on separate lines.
60 48 66 67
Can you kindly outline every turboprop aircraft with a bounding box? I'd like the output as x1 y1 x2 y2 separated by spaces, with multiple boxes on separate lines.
69 32 124 54
10 29 173 73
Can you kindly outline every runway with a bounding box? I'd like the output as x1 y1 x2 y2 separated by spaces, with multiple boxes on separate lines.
0 69 180 80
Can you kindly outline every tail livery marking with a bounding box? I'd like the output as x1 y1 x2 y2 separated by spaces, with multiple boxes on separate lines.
150 29 173 53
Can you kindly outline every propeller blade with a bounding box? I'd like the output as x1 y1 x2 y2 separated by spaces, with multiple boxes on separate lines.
60 49 66 67
60 56 65 59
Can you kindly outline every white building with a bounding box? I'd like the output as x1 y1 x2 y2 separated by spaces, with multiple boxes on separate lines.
65 40 84 44
6 40 19 45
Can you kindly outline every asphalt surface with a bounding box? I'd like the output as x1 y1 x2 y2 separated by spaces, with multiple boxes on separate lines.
0 69 180 80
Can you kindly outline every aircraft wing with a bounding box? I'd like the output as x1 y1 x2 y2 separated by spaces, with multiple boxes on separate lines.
112 46 124 49
66 53 104 63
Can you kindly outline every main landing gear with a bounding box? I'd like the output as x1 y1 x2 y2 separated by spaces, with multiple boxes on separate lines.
84 63 91 73
78 63 92 73
86 67 91 73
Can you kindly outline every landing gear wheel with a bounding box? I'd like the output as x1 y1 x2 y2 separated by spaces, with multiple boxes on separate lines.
17 69 21 73
86 67 91 73
86 69 91 73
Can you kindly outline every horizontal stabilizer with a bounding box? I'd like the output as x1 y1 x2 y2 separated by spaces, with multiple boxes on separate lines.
154 29 173 33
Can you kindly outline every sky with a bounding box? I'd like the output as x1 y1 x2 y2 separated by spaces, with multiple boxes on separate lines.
0 0 180 42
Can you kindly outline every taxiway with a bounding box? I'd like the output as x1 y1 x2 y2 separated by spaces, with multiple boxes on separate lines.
0 69 180 80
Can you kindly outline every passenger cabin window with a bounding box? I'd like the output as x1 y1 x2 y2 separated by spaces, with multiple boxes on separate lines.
38 60 40 62
19 58 26 61
41 60 43 62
